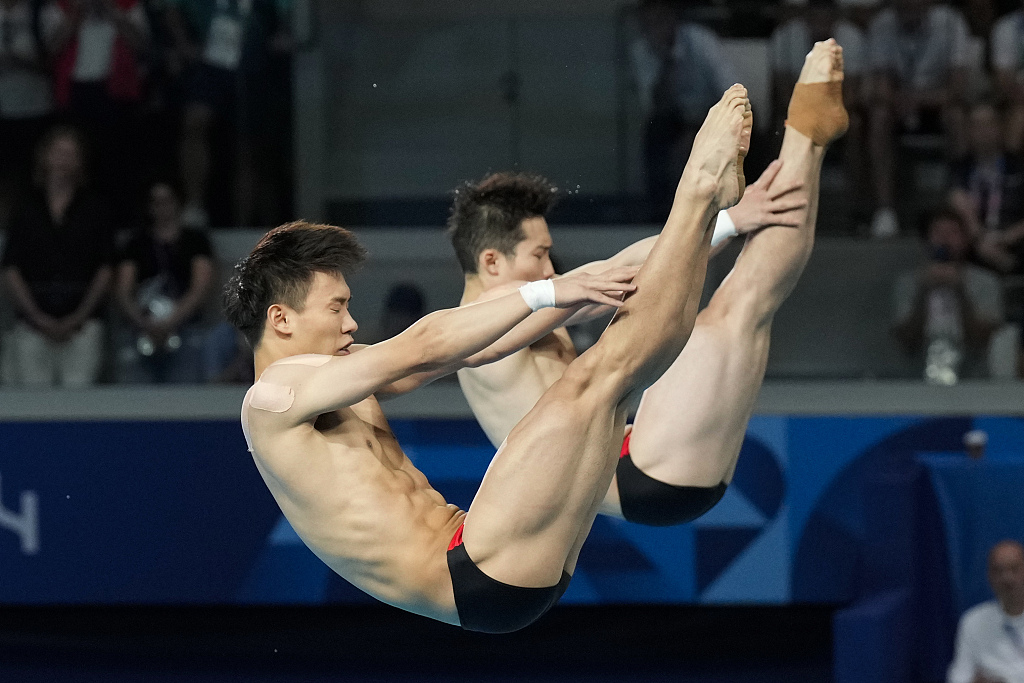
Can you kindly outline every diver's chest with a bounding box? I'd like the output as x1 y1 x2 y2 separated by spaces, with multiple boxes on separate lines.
530 330 576 363
315 410 404 468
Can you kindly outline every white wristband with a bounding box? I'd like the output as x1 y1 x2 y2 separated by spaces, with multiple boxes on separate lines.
519 279 557 311
711 210 737 247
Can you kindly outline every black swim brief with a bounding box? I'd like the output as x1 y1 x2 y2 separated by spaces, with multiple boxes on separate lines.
446 525 571 634
616 431 727 526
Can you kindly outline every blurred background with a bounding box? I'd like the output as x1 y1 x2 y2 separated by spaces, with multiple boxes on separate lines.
2 0 1024 681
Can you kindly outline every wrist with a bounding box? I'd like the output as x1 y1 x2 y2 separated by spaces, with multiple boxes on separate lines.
711 210 738 247
519 279 556 311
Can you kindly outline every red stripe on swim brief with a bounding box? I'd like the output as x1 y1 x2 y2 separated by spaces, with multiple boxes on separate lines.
448 524 465 550
620 432 631 459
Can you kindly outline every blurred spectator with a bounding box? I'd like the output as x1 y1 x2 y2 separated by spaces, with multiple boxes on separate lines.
0 125 113 387
771 0 868 203
867 0 971 238
948 101 1024 273
114 180 214 383
201 320 252 383
49 0 149 225
947 539 1024 683
992 0 1024 152
892 207 1003 383
165 0 293 228
781 0 885 30
630 0 736 217
959 0 998 102
375 282 425 342
134 1 189 197
0 0 60 220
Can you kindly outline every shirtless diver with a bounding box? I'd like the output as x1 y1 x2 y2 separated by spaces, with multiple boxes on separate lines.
226 84 756 632
454 40 848 526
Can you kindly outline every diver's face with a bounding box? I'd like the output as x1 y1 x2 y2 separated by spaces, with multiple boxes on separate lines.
288 272 359 356
504 217 556 283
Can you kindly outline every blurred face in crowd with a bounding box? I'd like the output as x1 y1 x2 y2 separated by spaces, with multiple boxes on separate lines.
927 215 970 263
968 104 1003 158
638 1 677 58
988 541 1024 614
895 0 930 29
503 217 555 283
149 183 181 227
43 134 83 184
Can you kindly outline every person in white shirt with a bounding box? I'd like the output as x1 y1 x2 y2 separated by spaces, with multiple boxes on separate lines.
891 208 1003 382
866 0 970 238
991 2 1024 152
771 0 867 206
948 540 1024 683
48 0 149 225
630 0 736 217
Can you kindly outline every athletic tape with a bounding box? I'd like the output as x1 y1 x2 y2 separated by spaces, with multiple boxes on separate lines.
711 210 737 247
519 279 557 311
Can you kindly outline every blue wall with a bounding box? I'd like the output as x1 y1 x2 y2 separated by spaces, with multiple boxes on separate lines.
2 415 1022 610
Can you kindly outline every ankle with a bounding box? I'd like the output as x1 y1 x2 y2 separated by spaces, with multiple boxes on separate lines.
676 168 718 204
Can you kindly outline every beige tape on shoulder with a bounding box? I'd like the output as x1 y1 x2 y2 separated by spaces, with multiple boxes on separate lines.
249 380 295 413
275 354 332 367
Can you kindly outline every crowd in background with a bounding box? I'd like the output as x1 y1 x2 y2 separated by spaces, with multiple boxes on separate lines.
3 0 1024 386
632 0 1024 382
0 0 294 387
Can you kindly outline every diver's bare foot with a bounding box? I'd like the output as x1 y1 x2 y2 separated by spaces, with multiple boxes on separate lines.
787 39 848 146
798 38 844 84
682 84 751 211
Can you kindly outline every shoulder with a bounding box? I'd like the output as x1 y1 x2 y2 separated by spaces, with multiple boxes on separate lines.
245 358 334 426
262 354 335 380
461 344 532 382
960 600 1000 630
993 10 1023 36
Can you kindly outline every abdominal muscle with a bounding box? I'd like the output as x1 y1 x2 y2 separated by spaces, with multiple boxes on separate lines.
250 411 466 623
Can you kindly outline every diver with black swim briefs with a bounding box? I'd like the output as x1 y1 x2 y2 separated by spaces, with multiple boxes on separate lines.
453 39 847 527
225 42 846 634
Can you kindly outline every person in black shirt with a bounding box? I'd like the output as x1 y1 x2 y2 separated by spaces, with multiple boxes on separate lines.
948 101 1024 273
114 180 214 383
1 125 113 387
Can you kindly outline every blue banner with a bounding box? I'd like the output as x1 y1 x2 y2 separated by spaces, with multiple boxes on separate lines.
3 415 1022 606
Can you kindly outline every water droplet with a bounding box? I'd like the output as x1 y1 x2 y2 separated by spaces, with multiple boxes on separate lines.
66 495 70 499
372 83 377 88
